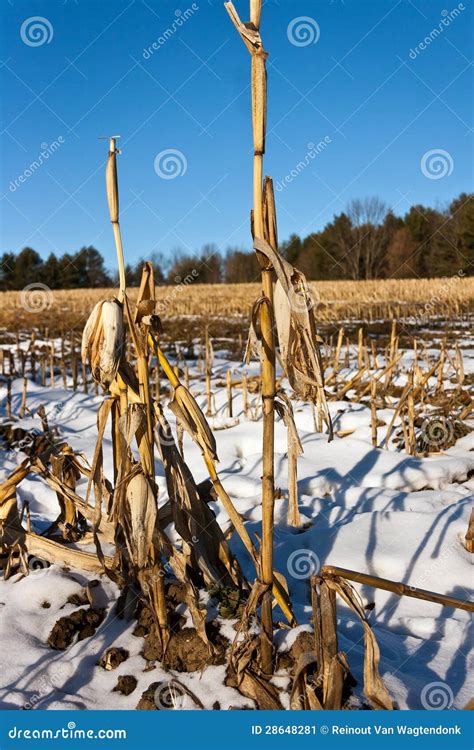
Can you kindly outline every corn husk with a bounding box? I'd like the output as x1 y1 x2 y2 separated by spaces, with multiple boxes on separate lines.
123 471 157 569
81 298 123 387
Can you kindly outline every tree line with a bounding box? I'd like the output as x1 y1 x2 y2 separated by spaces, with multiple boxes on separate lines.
1 193 472 290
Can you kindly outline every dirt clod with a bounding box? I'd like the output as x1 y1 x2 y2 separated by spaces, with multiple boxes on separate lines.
132 603 154 638
289 631 315 664
99 647 129 671
67 590 89 606
136 682 159 710
113 675 137 695
143 626 228 672
48 608 104 650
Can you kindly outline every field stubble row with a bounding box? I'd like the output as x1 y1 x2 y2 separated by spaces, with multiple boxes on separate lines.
0 277 473 338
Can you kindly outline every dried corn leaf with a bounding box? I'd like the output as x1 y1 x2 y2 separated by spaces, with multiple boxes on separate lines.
289 651 323 710
50 446 81 538
154 404 238 588
0 461 29 558
275 392 303 457
224 2 264 54
134 261 156 325
26 532 111 573
262 176 278 252
83 399 122 582
231 579 268 659
154 527 211 649
30 458 114 542
105 141 119 223
324 575 393 710
229 579 282 709
169 384 218 462
0 460 29 507
231 650 283 710
253 236 333 438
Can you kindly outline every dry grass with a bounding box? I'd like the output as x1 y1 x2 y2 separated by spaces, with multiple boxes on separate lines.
1 277 473 337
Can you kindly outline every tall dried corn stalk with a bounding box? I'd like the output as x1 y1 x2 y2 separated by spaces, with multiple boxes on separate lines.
225 0 275 673
226 0 332 673
82 138 169 643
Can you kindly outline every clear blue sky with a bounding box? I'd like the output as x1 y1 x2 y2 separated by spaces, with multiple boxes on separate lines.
1 0 472 272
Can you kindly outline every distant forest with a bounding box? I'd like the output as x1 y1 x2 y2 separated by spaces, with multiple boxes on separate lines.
1 193 472 290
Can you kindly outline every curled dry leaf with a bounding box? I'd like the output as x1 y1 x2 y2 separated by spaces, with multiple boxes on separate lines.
169 384 218 462
81 298 124 388
154 404 239 588
254 237 333 438
289 651 323 710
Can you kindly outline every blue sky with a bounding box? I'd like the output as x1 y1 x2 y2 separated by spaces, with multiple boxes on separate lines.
1 0 472 272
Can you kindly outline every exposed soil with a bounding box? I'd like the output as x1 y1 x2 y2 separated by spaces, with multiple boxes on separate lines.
113 675 137 695
47 607 104 650
142 625 228 672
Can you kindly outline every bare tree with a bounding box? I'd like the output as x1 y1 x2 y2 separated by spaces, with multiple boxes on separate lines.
347 197 390 279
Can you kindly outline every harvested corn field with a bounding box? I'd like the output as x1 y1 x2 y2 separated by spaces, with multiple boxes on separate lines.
1 277 473 339
1 0 473 735
1 294 473 711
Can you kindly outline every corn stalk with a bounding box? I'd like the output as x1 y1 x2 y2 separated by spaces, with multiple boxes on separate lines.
225 0 277 673
101 140 169 639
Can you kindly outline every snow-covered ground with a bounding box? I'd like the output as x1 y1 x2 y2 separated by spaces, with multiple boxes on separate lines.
0 343 473 711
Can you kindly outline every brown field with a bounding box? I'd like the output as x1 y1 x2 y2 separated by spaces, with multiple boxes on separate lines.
1 277 473 341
